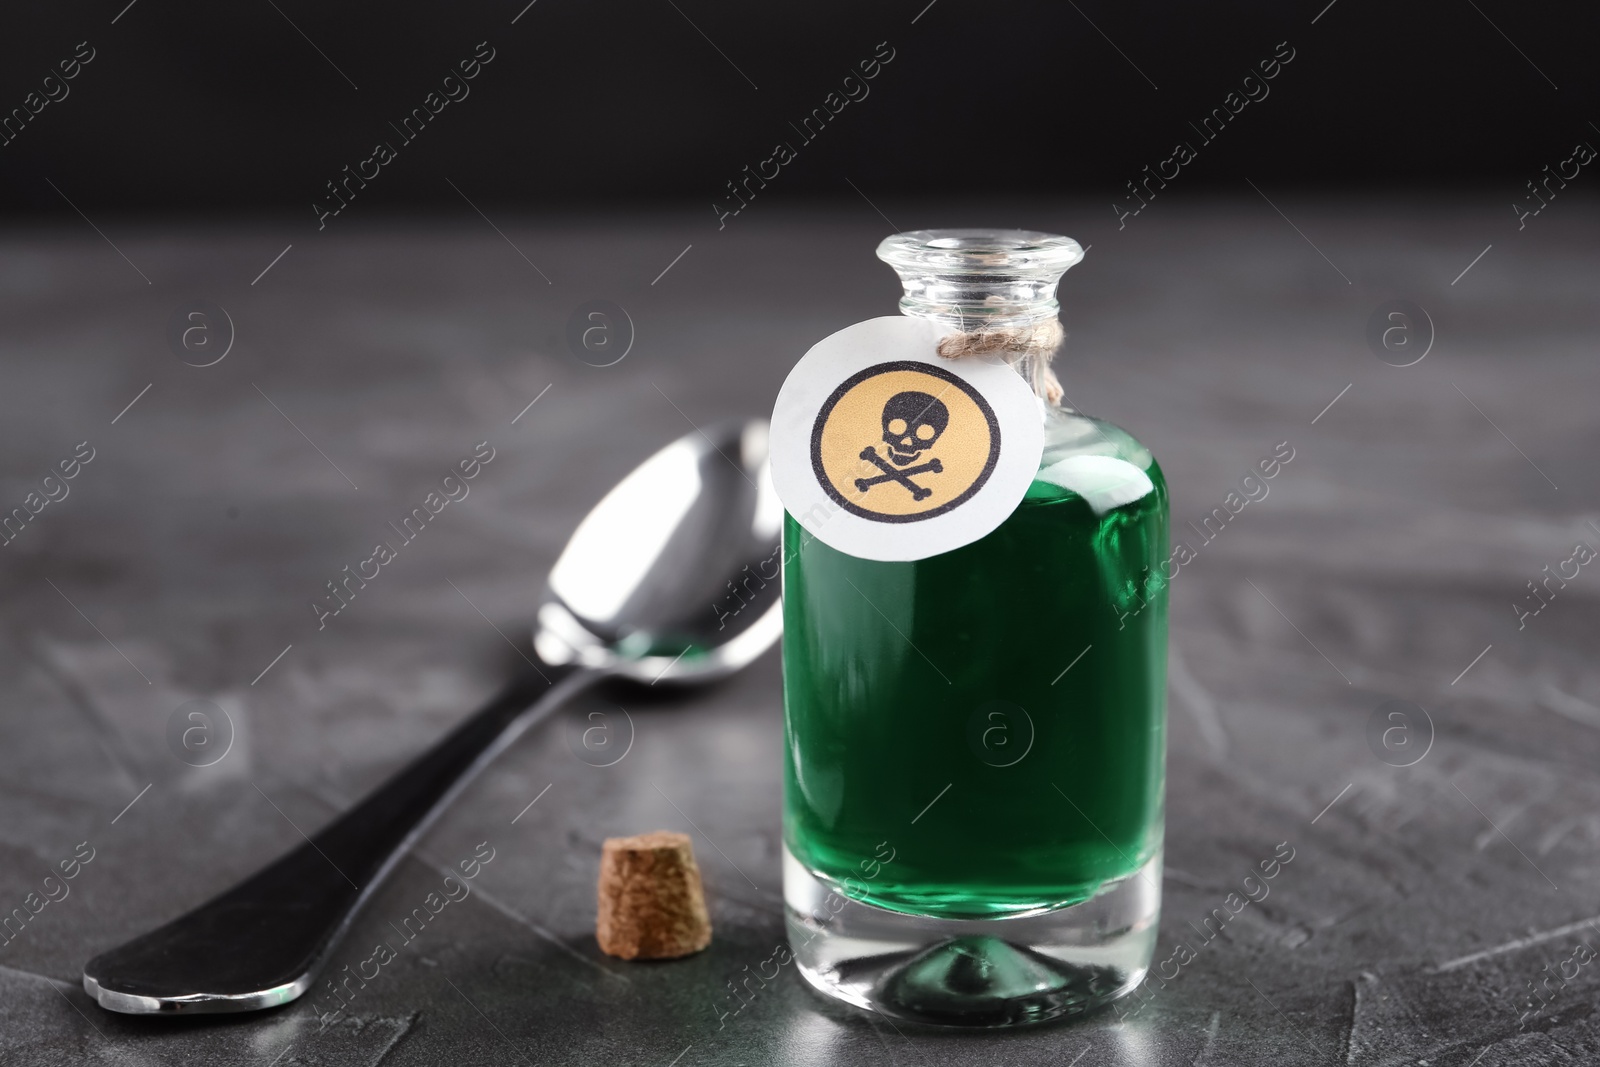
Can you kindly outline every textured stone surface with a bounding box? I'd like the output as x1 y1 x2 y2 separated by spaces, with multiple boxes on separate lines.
0 199 1596 1064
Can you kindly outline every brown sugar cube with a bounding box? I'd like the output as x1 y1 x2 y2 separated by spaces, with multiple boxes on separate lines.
596 830 712 960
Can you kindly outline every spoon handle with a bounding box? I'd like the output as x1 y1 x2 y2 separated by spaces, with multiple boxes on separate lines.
83 660 589 1014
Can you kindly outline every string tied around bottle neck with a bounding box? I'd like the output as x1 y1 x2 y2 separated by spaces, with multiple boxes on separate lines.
935 317 1065 406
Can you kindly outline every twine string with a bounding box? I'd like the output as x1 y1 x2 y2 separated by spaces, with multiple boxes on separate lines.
935 318 1065 405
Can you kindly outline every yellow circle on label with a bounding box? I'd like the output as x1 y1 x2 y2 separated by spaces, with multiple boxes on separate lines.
810 361 1000 522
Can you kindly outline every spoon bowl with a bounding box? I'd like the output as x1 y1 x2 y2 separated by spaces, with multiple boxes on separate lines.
536 419 782 683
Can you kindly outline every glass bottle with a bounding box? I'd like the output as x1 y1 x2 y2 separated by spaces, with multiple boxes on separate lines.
781 229 1168 1026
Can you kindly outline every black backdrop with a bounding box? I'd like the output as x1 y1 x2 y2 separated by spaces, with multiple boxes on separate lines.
1 0 1595 221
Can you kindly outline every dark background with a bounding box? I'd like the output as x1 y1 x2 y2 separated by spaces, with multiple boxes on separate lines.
1 0 1595 223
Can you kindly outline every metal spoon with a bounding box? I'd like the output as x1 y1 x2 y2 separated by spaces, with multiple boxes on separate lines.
83 420 783 1014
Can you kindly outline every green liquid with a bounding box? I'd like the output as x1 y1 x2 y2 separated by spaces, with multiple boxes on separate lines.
782 411 1169 919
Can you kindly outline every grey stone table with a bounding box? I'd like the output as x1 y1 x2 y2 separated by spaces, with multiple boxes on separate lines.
1 198 1597 1066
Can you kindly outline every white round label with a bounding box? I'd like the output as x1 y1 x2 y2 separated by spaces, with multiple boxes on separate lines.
770 316 1044 562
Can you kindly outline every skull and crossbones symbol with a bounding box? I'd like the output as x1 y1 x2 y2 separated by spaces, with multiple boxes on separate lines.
854 391 948 501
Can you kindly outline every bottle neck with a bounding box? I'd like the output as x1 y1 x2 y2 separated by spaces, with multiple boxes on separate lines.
894 274 1063 331
877 229 1083 402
